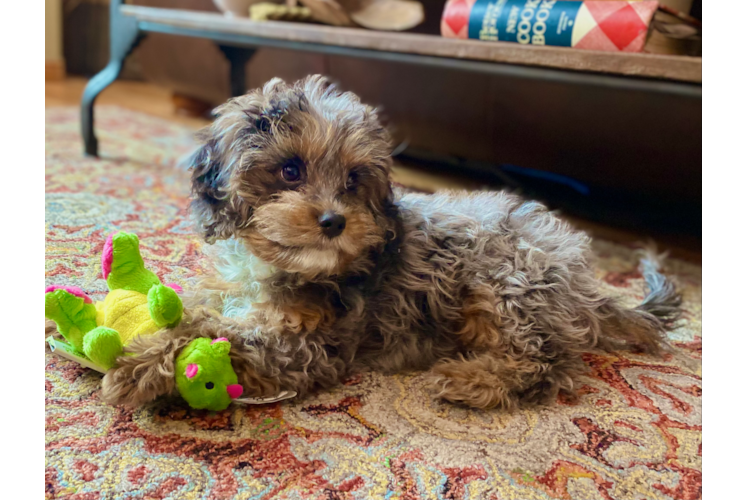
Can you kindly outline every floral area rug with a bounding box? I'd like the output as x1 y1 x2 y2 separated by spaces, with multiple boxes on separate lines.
45 106 702 500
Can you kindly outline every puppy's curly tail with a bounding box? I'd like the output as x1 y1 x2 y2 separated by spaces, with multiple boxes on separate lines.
596 248 682 354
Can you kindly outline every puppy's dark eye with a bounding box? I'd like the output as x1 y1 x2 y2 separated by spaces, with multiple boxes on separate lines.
280 157 304 183
346 171 359 191
256 116 272 133
205 382 214 390
282 163 301 182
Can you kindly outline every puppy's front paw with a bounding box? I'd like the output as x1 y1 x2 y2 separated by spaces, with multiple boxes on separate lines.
425 361 516 411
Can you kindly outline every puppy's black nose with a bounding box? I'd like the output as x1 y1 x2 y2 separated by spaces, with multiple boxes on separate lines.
318 211 346 238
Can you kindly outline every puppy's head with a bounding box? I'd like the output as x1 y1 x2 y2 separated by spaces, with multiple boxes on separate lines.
189 75 395 278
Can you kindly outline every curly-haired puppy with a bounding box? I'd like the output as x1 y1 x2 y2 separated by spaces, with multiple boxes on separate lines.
101 75 681 411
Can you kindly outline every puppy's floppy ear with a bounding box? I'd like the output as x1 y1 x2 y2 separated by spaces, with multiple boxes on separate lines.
189 90 279 243
189 127 245 243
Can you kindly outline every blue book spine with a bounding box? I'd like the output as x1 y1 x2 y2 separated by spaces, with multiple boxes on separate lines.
467 0 583 47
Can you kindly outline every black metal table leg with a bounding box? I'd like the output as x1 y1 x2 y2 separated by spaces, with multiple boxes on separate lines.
81 0 144 156
217 45 257 98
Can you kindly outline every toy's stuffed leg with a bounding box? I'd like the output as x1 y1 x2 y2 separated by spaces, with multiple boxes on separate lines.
147 284 183 328
83 326 123 370
44 288 98 354
103 232 160 293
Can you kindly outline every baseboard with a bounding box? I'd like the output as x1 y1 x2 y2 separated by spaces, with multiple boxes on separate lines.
45 60 66 81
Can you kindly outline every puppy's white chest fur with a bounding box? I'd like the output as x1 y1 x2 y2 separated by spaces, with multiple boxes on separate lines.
206 238 276 319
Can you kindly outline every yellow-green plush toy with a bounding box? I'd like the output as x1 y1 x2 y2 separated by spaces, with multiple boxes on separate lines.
45 231 183 370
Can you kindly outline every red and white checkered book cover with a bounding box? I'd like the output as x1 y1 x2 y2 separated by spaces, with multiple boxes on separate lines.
442 0 658 52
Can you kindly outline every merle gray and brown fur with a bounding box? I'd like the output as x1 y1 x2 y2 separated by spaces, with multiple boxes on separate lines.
101 75 681 410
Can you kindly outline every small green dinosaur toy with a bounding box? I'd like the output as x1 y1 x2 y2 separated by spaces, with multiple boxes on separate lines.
176 337 244 411
45 231 244 411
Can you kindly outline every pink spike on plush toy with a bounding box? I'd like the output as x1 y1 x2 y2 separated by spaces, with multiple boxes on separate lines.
211 337 229 344
44 285 93 304
185 363 199 379
165 283 183 293
101 232 117 279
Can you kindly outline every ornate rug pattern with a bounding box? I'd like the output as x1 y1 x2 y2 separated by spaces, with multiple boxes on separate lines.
45 107 702 500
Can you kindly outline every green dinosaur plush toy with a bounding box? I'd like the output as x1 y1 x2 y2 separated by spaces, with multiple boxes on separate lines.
175 337 244 411
45 231 244 411
45 231 183 369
